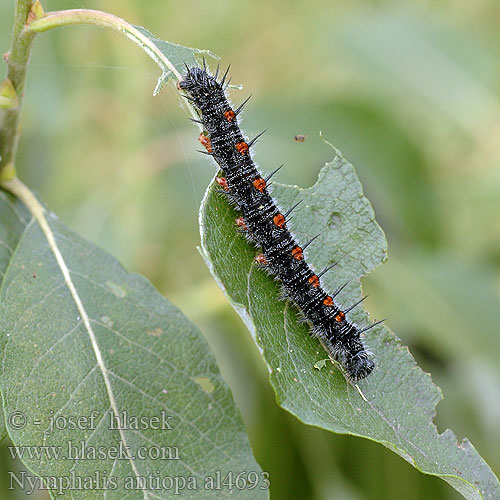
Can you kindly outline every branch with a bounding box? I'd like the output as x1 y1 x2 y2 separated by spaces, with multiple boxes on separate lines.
26 9 183 80
0 0 40 178
0 4 205 185
1 6 194 180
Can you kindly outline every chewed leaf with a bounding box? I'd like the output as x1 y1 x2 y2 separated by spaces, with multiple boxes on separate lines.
131 25 217 89
199 146 500 500
0 192 267 500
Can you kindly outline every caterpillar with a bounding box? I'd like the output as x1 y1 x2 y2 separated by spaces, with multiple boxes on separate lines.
179 63 382 382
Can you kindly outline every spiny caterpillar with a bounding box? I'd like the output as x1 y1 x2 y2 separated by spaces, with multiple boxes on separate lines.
179 63 382 381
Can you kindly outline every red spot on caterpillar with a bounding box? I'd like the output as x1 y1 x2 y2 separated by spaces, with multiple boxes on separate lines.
335 311 345 322
291 246 303 261
253 177 266 192
176 81 182 91
199 133 212 153
273 213 286 228
216 177 229 191
255 253 268 265
235 217 247 230
236 141 249 155
323 296 333 306
224 110 236 122
308 275 319 288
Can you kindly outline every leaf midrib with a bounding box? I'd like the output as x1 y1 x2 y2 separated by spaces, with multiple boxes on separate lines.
6 187 149 500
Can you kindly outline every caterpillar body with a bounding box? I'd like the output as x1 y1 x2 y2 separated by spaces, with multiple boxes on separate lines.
180 65 379 382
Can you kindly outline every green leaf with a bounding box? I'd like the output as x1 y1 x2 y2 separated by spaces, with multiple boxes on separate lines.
0 191 30 295
0 192 267 499
0 191 31 441
131 25 217 95
199 145 500 500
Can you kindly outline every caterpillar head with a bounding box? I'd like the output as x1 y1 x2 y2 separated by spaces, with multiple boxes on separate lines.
179 66 219 93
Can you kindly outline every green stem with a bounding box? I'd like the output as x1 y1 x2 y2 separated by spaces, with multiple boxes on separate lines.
27 9 183 80
1 176 44 222
0 0 37 178
1 5 200 182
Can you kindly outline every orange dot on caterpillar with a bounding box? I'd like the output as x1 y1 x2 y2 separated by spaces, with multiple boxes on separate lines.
224 110 236 122
335 311 345 322
273 214 286 228
253 177 266 192
216 176 229 191
254 253 268 265
291 246 303 261
198 133 212 153
236 141 249 155
323 296 334 306
308 275 320 288
235 217 247 230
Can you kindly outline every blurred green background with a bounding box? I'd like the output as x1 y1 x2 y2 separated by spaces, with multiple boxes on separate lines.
1 0 500 499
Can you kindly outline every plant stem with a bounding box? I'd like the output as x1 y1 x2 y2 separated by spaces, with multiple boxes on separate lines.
27 9 183 80
0 0 37 177
1 176 43 222
1 5 200 182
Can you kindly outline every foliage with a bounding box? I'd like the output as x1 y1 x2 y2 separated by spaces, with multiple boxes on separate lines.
0 1 499 499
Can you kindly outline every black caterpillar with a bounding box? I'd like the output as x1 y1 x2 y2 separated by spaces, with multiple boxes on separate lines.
179 64 381 381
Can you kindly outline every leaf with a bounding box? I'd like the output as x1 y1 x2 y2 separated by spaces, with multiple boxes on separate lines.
0 191 31 441
130 25 217 95
0 192 268 499
0 191 30 301
199 146 500 500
